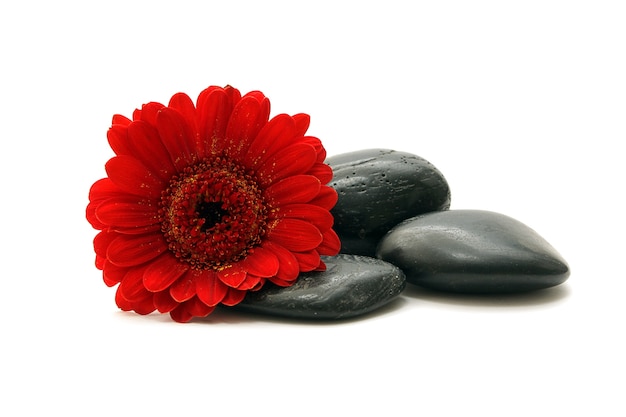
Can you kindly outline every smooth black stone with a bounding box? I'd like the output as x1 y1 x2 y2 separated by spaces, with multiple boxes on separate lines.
234 255 406 319
335 235 380 260
376 210 570 293
327 149 451 256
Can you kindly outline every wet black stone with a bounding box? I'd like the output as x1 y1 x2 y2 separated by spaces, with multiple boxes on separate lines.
234 254 406 319
327 149 451 256
376 210 570 293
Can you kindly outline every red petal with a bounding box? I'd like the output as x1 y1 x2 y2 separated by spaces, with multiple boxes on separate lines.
127 120 176 181
112 224 161 236
168 93 198 134
309 185 338 210
107 233 167 267
237 274 264 291
197 89 228 158
143 253 189 292
154 290 179 313
95 254 106 270
263 241 299 282
264 175 321 205
216 266 248 288
301 136 327 162
224 86 243 102
131 296 157 315
95 196 159 228
93 229 118 260
267 219 323 252
196 85 226 109
196 86 223 109
244 114 297 168
107 124 132 156
239 246 279 278
315 260 327 271
292 113 310 136
273 203 334 232
268 276 292 287
223 95 270 158
105 155 164 199
156 107 197 170
306 163 333 184
118 268 148 302
256 142 317 186
135 102 164 125
103 261 127 287
115 285 133 311
221 288 247 306
169 272 197 302
197 88 238 158
169 304 193 323
197 85 241 115
86 201 106 230
317 228 341 256
195 270 228 306
242 90 266 101
88 179 130 229
89 178 123 203
185 296 216 318
293 250 322 272
112 114 131 126
88 180 116 229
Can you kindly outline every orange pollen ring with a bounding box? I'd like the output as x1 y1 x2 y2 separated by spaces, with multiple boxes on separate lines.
158 157 268 270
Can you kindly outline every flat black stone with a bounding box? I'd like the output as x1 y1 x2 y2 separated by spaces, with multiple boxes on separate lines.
327 149 451 256
234 255 406 319
376 210 570 293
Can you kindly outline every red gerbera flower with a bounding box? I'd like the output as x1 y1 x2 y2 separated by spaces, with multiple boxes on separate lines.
86 85 341 322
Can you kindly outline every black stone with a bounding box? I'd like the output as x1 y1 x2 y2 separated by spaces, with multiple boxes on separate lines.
234 254 406 319
327 149 451 256
376 210 570 293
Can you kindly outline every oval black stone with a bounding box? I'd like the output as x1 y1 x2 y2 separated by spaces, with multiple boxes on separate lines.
376 210 570 293
327 149 451 256
234 254 406 319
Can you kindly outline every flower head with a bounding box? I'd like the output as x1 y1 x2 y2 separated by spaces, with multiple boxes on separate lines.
86 86 340 322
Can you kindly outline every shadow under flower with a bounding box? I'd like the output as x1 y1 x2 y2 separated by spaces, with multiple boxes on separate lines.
113 296 408 325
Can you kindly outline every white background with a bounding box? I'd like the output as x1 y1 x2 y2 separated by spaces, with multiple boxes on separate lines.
1 1 624 416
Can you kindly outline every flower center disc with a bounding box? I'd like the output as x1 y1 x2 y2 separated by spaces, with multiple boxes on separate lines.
159 158 268 270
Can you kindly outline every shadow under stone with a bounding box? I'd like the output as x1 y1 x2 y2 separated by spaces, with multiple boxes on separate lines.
401 282 571 308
